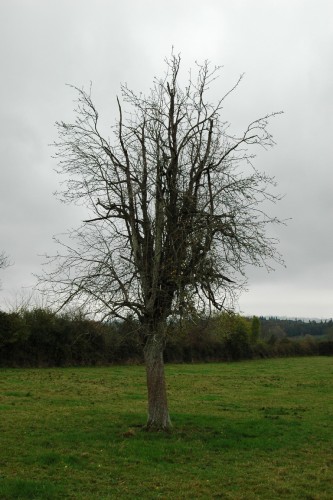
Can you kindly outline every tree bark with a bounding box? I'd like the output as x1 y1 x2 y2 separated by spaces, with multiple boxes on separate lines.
143 332 171 431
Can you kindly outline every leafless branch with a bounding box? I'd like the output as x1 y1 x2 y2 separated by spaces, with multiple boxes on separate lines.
39 56 284 331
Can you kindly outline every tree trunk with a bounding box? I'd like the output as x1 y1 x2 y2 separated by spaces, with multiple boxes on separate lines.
143 333 171 431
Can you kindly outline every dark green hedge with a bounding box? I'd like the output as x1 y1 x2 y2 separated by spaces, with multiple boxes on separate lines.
0 309 332 367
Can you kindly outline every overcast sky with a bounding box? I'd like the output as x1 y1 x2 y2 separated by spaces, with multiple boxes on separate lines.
0 0 332 318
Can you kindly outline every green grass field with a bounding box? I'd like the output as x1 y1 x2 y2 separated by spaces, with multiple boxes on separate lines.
1 357 332 499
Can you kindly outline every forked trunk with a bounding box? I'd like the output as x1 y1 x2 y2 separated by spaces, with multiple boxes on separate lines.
143 333 171 431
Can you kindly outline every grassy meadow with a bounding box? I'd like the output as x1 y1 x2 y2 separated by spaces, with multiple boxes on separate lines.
0 357 332 499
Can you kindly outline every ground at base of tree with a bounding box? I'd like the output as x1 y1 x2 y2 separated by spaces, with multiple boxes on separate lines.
1 357 332 499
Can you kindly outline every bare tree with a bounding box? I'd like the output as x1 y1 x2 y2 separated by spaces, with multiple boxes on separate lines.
0 252 9 269
40 55 283 430
0 251 10 290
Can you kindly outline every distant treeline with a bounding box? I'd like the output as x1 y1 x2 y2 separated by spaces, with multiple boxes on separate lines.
0 308 332 368
259 317 333 340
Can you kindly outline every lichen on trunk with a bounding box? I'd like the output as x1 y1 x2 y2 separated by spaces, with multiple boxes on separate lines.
143 330 171 431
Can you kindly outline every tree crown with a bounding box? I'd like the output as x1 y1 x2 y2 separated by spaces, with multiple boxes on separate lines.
41 55 283 324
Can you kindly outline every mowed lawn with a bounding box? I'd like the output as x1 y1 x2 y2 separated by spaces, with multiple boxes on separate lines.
0 357 332 499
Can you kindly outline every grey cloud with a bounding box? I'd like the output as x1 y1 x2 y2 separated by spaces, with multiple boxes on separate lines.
1 0 332 317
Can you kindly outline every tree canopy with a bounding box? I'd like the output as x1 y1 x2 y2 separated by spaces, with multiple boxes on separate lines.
42 55 282 322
